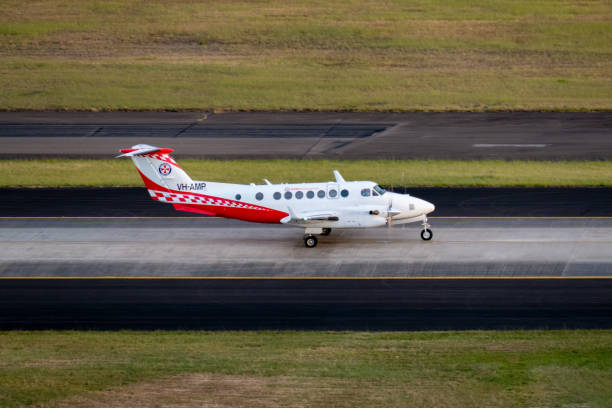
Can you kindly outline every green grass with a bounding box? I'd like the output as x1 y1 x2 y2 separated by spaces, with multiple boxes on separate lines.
1 159 611 187
1 58 609 111
0 0 610 110
0 330 611 407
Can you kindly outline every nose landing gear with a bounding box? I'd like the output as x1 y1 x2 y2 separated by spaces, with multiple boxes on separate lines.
421 228 433 240
420 217 433 241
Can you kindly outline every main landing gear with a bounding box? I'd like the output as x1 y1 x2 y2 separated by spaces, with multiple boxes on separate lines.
421 217 433 241
303 228 330 248
304 234 318 248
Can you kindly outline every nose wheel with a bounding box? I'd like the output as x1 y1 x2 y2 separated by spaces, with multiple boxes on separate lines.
421 228 433 241
420 217 433 241
304 234 318 248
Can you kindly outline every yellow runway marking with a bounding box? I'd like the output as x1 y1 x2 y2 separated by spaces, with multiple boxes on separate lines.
0 276 611 280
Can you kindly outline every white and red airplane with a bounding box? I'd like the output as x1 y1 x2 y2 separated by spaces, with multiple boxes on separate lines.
119 144 435 248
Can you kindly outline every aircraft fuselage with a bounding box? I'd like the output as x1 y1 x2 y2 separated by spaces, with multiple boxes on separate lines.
120 144 435 247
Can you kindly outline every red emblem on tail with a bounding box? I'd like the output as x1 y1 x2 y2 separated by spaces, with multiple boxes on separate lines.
158 163 172 176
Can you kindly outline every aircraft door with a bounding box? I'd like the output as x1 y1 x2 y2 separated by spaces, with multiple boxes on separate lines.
327 183 339 199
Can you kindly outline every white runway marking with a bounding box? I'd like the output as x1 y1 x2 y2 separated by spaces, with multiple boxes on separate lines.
473 144 548 148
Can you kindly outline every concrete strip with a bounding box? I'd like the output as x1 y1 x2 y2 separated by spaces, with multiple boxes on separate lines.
1 218 610 277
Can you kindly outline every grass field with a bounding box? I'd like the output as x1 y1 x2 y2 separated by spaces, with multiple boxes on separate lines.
1 0 610 110
1 330 611 407
1 159 611 187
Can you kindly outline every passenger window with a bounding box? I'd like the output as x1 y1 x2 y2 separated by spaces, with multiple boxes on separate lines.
329 189 337 198
306 191 315 199
284 191 292 199
235 194 241 200
255 192 263 201
273 192 281 200
317 190 325 198
341 189 349 197
361 188 370 197
295 191 303 199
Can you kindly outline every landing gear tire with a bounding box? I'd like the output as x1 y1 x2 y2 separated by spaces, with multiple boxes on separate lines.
421 228 433 241
321 228 332 236
304 235 318 248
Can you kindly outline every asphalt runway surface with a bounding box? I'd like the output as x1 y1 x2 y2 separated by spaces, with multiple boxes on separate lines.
2 187 612 329
1 111 610 159
2 278 610 330
3 187 611 217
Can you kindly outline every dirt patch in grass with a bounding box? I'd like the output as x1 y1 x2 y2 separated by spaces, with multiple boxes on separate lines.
1 331 610 408
46 372 508 408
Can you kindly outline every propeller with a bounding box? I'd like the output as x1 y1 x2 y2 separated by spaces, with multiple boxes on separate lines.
385 199 403 228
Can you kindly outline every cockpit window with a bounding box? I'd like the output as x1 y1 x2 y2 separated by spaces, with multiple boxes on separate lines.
373 185 386 195
361 188 370 197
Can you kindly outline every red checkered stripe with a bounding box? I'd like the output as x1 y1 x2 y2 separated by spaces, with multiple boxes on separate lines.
148 189 272 211
145 153 179 167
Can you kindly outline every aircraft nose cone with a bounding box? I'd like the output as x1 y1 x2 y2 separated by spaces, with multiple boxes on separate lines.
424 201 435 214
415 198 435 215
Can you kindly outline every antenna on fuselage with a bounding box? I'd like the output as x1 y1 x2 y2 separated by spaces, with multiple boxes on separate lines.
333 170 345 183
263 179 272 185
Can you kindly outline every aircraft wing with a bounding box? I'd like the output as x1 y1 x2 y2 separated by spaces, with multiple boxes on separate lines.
281 207 339 224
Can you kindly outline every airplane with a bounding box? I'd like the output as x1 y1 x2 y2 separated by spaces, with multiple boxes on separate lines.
118 144 435 248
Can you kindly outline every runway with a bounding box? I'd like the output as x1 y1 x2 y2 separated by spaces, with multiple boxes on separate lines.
3 213 612 328
1 111 610 159
3 187 611 217
2 187 612 329
2 210 612 330
1 217 611 277
1 278 610 330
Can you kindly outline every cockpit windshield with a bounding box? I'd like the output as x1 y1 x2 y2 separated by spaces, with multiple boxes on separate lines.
373 185 386 195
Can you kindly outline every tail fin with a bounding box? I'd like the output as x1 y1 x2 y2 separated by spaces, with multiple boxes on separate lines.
117 144 193 192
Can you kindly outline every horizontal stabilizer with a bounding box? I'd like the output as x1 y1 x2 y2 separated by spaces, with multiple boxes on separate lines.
117 144 174 158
